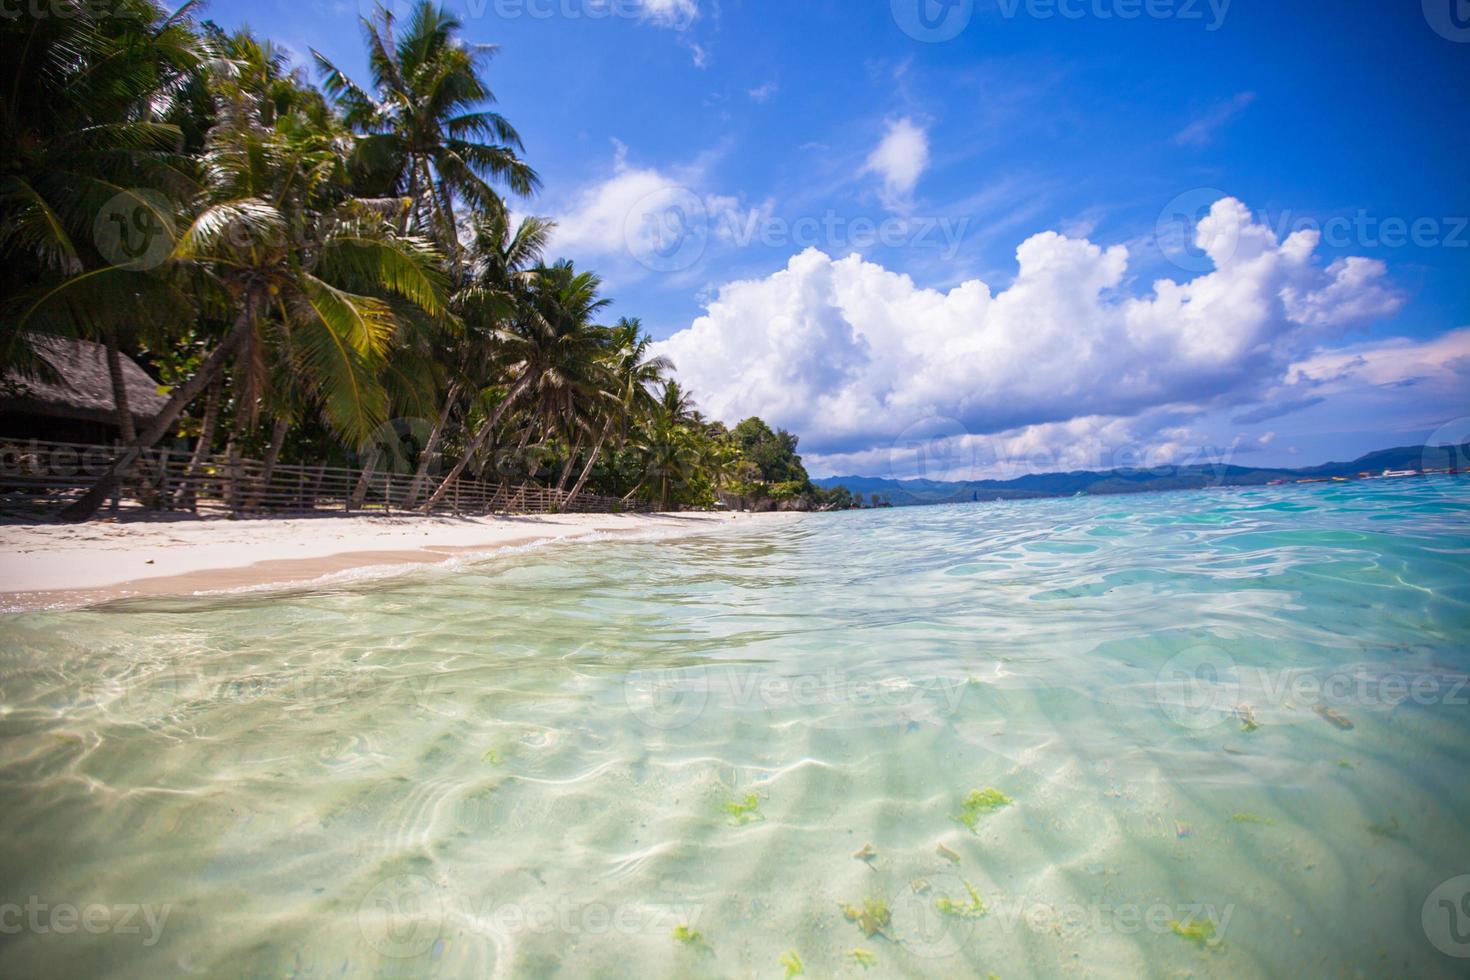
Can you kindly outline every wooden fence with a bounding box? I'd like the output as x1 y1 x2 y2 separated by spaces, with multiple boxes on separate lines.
0 439 650 519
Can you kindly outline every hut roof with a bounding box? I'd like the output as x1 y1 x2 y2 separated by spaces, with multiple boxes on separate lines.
0 337 169 428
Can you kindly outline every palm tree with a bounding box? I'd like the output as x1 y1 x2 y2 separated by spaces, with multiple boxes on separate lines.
313 1 538 260
57 31 450 521
420 260 609 511
565 318 671 508
1 0 207 411
402 206 551 507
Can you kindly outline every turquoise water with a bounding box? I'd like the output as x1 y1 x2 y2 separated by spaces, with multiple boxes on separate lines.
2 479 1469 978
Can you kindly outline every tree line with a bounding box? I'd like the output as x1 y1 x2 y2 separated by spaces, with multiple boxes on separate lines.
1 0 855 519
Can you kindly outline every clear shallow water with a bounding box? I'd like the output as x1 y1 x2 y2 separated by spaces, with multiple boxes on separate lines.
2 480 1469 978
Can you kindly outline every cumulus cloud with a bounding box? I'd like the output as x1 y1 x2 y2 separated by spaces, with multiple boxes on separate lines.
544 142 750 274
654 197 1416 476
861 118 929 210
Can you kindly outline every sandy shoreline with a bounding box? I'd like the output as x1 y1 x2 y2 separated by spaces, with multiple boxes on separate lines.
0 510 785 611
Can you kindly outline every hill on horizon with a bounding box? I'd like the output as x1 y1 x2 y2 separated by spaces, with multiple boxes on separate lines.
813 444 1468 507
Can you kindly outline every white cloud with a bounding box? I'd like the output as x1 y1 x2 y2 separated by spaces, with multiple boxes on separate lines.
748 81 779 103
1174 92 1257 148
654 197 1417 476
860 118 930 211
543 142 753 276
635 0 698 29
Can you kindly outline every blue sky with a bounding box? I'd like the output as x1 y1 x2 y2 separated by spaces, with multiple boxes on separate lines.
208 0 1469 478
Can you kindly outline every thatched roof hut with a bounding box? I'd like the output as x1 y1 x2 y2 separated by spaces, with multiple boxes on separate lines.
0 337 168 440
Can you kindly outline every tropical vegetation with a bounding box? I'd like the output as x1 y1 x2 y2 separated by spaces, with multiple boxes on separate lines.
0 0 852 520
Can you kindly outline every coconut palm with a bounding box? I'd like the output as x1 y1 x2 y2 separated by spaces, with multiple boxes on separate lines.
564 318 671 507
58 33 449 521
402 205 552 507
420 260 609 511
313 1 538 259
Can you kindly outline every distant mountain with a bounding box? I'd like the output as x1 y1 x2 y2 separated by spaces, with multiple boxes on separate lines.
814 444 1467 507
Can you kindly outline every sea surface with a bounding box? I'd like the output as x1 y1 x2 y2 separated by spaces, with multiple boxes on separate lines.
2 479 1468 978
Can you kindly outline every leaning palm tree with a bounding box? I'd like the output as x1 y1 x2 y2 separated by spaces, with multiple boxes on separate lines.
313 1 538 260
420 260 610 511
564 318 671 508
402 206 552 507
57 36 449 522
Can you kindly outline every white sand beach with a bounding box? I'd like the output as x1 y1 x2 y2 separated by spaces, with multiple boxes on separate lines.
0 510 780 609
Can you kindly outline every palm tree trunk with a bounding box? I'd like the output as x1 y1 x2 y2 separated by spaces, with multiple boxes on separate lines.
420 376 533 512
59 303 254 523
403 381 459 509
555 432 584 493
177 376 222 510
250 416 290 512
103 326 137 446
564 422 612 509
349 447 378 511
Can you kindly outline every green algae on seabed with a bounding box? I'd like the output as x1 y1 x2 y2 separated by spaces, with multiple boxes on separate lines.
779 949 804 977
849 948 877 969
724 792 762 825
954 788 1012 831
840 898 893 939
936 880 987 919
1171 917 1223 949
1234 704 1259 732
673 924 704 945
1368 815 1405 841
1314 704 1355 730
1232 812 1275 826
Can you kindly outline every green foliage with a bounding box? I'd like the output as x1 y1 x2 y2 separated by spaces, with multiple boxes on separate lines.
849 948 878 968
779 950 804 977
672 924 703 945
1170 917 1221 948
954 788 1013 831
724 792 762 825
839 898 892 939
935 880 987 919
